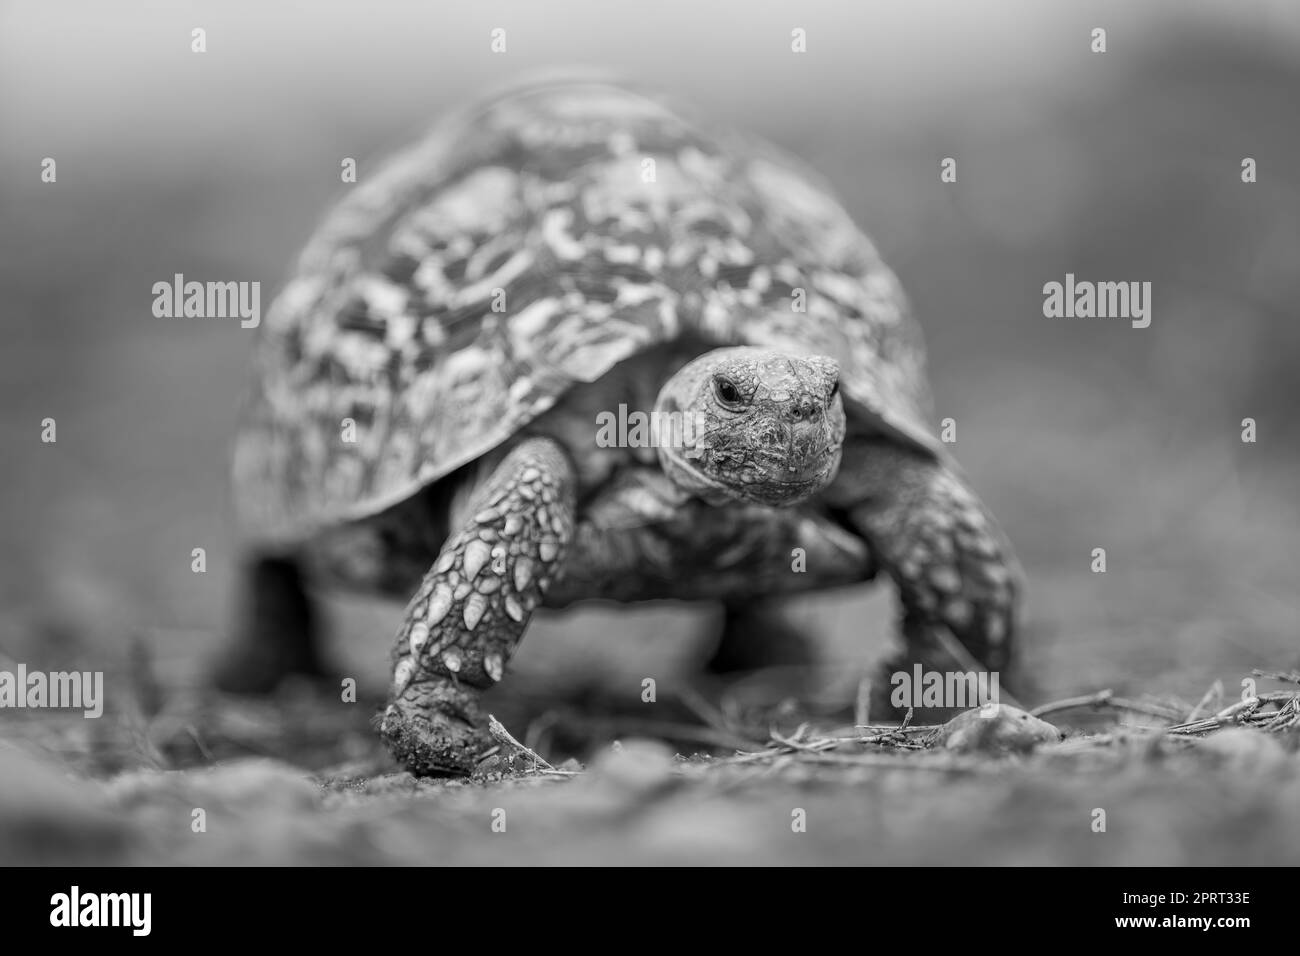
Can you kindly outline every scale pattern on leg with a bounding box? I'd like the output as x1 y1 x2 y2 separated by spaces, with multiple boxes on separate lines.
380 436 575 775
836 442 1020 674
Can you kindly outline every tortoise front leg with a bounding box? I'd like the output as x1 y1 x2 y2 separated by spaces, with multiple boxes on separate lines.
380 437 575 776
828 439 1021 681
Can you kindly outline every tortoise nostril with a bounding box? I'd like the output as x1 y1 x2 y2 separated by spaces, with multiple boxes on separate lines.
788 398 821 422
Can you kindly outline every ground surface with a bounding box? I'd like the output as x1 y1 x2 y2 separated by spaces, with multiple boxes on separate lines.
3 671 1299 865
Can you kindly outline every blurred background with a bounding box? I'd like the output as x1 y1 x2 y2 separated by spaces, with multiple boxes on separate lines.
2 0 1297 756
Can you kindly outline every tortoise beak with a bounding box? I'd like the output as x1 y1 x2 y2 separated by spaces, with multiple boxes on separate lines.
784 442 842 484
779 413 839 479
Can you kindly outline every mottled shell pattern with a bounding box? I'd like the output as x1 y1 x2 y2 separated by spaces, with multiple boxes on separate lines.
234 80 940 543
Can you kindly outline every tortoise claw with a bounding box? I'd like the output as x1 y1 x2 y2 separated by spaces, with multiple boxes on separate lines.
380 691 493 777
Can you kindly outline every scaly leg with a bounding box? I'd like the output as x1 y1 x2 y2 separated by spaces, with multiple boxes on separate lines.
380 437 576 776
828 440 1021 692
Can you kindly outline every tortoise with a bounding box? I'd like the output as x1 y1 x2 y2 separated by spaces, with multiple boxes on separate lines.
223 78 1021 775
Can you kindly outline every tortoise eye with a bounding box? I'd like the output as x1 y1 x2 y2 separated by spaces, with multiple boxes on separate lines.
713 377 743 407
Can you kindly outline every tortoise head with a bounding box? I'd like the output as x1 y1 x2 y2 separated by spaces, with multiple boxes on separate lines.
654 347 845 507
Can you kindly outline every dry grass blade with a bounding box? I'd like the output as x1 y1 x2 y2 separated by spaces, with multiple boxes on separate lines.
1186 680 1223 722
1030 690 1184 723
1253 669 1300 686
486 714 572 774
674 685 766 750
854 676 871 730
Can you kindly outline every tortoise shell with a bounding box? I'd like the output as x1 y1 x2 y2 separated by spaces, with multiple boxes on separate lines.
234 79 940 543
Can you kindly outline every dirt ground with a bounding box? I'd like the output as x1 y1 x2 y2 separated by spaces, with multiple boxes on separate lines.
1 2 1298 865
4 672 1299 865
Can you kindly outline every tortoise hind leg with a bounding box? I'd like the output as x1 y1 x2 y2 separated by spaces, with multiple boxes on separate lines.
828 439 1022 711
705 599 820 675
214 555 332 694
380 437 576 776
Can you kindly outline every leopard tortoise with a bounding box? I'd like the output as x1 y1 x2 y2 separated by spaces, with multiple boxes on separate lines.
224 78 1021 775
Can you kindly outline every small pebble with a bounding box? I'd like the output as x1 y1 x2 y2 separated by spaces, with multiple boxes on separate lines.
930 705 1061 755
